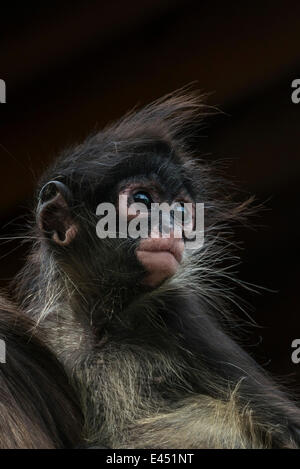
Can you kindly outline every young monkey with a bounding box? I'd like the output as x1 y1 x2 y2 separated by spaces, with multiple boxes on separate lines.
13 92 300 448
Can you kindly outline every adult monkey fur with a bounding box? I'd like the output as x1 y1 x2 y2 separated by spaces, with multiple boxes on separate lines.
0 297 83 448
10 91 300 448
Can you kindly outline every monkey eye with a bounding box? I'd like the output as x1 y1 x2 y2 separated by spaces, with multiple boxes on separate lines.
173 202 189 216
132 191 153 210
172 202 192 225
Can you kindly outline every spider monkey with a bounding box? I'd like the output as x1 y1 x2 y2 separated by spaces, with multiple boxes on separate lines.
0 297 83 448
10 91 300 448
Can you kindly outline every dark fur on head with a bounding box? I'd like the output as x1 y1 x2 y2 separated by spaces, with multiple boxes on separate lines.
12 91 300 448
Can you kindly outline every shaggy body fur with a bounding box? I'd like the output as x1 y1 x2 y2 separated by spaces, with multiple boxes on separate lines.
0 297 83 448
13 92 300 448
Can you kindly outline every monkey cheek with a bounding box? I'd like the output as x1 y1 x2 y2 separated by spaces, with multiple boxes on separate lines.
136 251 180 287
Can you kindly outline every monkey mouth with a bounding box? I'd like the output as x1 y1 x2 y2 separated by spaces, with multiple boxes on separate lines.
136 238 184 287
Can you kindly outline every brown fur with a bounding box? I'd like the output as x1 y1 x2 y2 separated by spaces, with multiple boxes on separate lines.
0 296 83 448
12 91 300 448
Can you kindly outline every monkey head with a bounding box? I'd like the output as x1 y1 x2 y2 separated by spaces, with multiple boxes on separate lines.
35 93 236 317
37 146 196 287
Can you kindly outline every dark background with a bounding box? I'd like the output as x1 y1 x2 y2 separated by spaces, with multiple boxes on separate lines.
0 1 300 383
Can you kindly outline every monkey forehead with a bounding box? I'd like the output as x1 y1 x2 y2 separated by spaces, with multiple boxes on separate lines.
98 138 185 177
38 136 197 206
110 154 192 193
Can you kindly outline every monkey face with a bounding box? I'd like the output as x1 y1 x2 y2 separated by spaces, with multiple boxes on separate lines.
37 145 197 292
115 180 194 287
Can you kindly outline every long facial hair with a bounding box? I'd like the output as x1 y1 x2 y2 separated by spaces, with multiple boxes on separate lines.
12 91 300 448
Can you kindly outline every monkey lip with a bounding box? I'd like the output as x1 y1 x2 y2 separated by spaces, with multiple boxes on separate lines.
137 238 184 263
136 238 184 287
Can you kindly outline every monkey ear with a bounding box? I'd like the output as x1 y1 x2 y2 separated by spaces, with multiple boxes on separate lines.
37 181 78 246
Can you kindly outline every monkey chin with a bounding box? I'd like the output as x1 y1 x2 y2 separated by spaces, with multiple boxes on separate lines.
136 238 184 288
